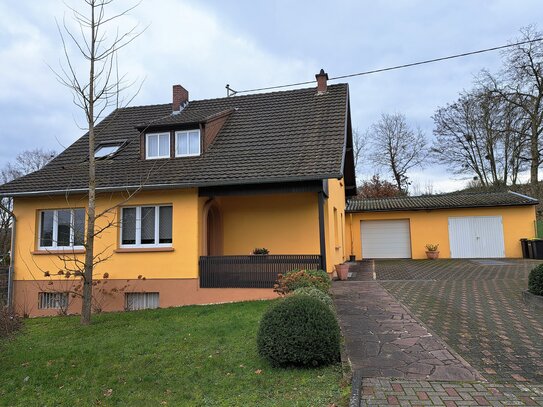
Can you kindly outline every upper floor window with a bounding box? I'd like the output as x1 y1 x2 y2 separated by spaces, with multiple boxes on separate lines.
95 142 124 159
120 205 173 248
146 133 170 159
175 130 200 157
39 208 85 250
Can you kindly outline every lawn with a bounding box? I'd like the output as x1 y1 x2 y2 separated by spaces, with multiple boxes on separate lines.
0 300 348 406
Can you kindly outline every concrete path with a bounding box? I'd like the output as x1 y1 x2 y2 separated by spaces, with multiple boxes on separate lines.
332 279 481 382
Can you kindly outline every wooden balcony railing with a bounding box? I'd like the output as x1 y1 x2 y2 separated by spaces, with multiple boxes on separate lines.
199 255 322 288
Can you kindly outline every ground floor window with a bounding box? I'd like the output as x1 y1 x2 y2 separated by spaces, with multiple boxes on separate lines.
120 205 172 248
125 292 159 311
38 208 85 250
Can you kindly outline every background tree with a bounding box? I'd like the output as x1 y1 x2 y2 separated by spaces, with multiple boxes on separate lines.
368 113 427 193
0 149 56 265
356 174 402 198
481 26 543 193
352 128 365 178
432 89 528 187
53 0 143 324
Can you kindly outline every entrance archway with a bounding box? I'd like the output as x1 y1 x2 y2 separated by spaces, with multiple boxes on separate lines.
203 200 223 256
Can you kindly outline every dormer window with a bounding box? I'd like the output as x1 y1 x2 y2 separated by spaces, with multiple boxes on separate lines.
175 130 200 157
146 133 170 159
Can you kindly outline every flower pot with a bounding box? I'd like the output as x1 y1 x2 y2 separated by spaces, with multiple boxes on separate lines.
335 264 349 281
426 251 439 260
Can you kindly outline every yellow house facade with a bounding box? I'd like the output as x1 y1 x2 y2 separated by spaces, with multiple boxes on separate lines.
0 73 357 316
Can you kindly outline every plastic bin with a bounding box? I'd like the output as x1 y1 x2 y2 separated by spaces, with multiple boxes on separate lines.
520 239 529 259
533 239 543 259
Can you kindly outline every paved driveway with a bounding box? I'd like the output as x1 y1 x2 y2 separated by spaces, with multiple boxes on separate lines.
359 259 543 384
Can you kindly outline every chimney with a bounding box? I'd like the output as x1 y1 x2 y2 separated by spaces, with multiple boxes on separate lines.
172 84 189 112
315 69 329 94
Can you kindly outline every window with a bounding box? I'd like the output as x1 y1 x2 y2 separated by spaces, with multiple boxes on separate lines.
175 130 200 157
125 292 159 311
146 133 170 159
333 207 339 246
120 205 173 247
39 292 68 310
39 209 85 250
94 143 123 158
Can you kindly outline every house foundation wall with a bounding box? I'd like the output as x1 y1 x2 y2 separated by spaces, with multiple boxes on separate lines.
13 279 278 317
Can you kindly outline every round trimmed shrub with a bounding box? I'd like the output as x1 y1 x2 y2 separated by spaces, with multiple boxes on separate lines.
292 286 334 310
529 264 543 296
257 295 340 367
275 269 331 295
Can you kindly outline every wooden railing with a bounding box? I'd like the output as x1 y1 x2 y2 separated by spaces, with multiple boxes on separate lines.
199 255 322 288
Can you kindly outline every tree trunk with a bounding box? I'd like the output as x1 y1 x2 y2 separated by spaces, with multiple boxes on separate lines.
81 3 96 325
530 119 539 196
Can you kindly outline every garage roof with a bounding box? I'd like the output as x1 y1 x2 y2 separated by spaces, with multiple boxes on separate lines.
346 191 538 212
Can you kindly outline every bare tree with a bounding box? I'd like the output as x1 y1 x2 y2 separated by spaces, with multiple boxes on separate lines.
52 0 143 324
481 26 543 193
1 149 57 265
432 89 528 187
369 113 427 193
352 128 365 177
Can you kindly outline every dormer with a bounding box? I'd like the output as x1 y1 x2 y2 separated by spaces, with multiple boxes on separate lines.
137 85 234 160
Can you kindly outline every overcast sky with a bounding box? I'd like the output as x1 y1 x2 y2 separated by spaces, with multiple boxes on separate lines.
1 1 542 192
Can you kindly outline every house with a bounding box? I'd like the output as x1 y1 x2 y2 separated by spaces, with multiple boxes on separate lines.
345 191 538 259
0 70 356 316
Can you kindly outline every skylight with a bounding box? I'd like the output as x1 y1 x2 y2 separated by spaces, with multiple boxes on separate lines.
94 143 123 158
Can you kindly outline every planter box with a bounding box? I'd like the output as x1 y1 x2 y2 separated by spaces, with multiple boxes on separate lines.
522 290 543 310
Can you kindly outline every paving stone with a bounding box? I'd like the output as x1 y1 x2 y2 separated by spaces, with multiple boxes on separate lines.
357 379 543 406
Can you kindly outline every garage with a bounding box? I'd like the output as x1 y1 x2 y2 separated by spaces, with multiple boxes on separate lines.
346 191 538 260
360 219 411 259
448 216 505 258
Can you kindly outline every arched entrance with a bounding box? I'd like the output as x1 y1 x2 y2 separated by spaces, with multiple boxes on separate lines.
203 200 223 256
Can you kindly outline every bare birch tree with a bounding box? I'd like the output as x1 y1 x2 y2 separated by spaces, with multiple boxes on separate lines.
52 0 143 324
368 113 428 193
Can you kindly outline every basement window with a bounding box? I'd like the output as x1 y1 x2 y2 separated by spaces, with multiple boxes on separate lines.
38 292 68 310
125 292 159 311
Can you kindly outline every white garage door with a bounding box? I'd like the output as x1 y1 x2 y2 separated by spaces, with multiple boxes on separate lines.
360 220 412 259
448 216 505 258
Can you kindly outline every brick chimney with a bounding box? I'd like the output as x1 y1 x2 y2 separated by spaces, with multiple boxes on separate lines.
172 84 189 112
315 69 329 94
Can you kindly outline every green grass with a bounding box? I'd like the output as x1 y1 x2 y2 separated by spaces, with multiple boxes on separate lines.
0 301 348 406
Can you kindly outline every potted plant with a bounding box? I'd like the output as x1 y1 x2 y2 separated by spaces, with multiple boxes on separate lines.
425 243 440 260
335 263 350 281
251 247 269 255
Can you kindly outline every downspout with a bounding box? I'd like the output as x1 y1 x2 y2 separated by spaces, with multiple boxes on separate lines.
318 191 327 271
0 199 15 310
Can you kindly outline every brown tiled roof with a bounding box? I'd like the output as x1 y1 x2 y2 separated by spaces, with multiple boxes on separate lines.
346 191 538 212
0 84 349 196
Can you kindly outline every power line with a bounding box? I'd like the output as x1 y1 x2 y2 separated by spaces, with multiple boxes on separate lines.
227 37 543 95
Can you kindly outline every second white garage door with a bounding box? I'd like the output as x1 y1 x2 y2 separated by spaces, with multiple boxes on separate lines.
448 216 505 258
360 219 412 259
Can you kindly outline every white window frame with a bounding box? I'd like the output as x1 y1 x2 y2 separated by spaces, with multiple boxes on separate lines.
38 209 85 251
120 205 173 248
175 130 201 157
38 292 69 310
94 143 122 158
145 132 170 159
